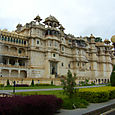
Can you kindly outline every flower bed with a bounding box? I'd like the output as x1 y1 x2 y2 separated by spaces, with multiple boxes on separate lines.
15 84 29 87
78 86 115 103
0 95 63 115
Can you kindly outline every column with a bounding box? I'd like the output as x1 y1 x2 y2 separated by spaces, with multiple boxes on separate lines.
9 70 11 77
7 58 9 65
18 70 20 78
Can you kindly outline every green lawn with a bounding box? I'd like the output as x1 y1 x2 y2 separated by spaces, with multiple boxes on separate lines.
0 85 62 90
16 90 65 98
15 89 89 109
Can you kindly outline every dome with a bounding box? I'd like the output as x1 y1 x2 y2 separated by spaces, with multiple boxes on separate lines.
34 15 42 22
45 15 59 23
90 34 95 38
111 35 115 43
59 24 65 30
104 39 110 44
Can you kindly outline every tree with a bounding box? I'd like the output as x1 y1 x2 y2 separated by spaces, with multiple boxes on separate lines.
31 79 34 86
110 65 115 86
61 70 76 98
7 79 10 86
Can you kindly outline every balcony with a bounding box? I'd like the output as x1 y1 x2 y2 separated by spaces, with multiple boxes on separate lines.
0 63 27 68
0 51 29 59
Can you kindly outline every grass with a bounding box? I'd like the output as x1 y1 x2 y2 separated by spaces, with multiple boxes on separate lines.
15 90 89 109
0 85 62 90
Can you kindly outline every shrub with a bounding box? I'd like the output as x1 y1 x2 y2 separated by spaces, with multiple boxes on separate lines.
62 97 88 109
35 83 51 86
109 89 115 99
110 65 115 86
51 80 53 86
15 84 29 87
78 87 111 103
0 95 63 115
31 79 34 86
6 79 10 87
0 84 4 87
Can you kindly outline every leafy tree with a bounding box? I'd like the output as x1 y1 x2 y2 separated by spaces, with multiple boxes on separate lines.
51 80 53 86
110 65 115 86
61 70 77 98
6 79 10 86
31 79 34 86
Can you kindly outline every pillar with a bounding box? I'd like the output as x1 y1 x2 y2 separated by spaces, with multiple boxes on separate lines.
18 70 20 78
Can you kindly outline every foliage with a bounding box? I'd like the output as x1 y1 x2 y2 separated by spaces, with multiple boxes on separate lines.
110 65 115 86
0 84 4 87
0 95 63 115
31 79 34 86
79 86 115 103
35 83 55 86
15 86 115 109
61 70 76 98
79 79 95 86
15 84 29 87
62 97 88 109
6 79 10 87
51 80 53 86
79 91 109 103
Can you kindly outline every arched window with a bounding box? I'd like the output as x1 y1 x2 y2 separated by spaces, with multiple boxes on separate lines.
2 36 4 40
24 41 26 45
8 37 10 41
22 40 24 44
14 39 15 42
19 39 21 44
16 39 18 43
4 36 7 41
11 38 12 42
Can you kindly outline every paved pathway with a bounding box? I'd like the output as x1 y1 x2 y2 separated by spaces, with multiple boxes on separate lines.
55 99 115 115
0 85 105 93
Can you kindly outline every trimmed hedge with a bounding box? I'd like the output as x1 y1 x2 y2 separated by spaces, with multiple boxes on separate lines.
35 83 55 86
0 95 63 115
15 84 29 87
79 91 109 103
78 87 115 103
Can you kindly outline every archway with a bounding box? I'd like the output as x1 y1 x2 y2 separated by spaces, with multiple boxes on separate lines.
11 70 18 77
20 70 27 78
1 69 9 77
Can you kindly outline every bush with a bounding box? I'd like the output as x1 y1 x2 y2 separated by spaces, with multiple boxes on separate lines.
15 84 29 87
109 89 115 99
51 80 53 86
110 65 115 86
0 95 63 115
35 83 55 86
6 79 12 87
31 79 34 86
79 91 109 103
0 84 4 87
62 97 88 109
35 83 51 86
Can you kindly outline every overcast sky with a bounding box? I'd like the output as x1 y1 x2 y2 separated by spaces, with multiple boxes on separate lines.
0 0 115 40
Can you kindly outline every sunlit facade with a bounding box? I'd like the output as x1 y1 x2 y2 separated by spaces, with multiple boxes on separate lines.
0 15 115 85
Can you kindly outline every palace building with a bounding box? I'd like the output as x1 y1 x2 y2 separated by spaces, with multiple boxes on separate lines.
0 15 115 85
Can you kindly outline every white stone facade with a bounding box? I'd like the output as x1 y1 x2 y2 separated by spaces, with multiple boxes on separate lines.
0 15 115 84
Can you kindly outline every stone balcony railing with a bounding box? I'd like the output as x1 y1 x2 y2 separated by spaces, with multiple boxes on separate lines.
0 51 29 58
0 39 28 47
0 63 27 68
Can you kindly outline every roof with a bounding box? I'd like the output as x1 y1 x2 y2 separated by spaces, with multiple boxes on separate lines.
111 35 115 43
44 15 59 23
